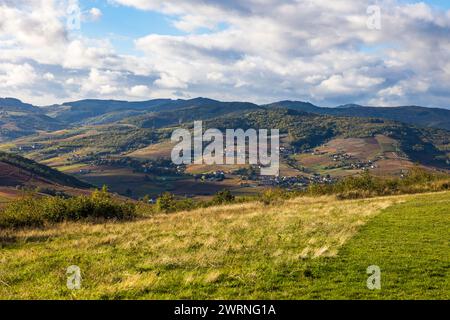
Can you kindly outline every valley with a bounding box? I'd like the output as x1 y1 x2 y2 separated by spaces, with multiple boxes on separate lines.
0 98 449 200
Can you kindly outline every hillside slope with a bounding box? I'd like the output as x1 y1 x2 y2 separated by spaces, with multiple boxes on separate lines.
206 108 450 167
1 191 448 299
0 98 64 142
0 107 448 200
0 151 91 189
268 101 450 130
1 97 449 142
43 98 262 127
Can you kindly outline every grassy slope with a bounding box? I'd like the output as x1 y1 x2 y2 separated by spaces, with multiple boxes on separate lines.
302 193 449 299
0 192 448 299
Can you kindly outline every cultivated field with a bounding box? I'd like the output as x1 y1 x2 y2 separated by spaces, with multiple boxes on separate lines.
292 135 421 177
0 191 448 299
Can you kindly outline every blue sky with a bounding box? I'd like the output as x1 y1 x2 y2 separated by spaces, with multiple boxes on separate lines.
79 0 450 38
404 0 450 9
78 0 230 55
0 0 449 107
79 0 183 54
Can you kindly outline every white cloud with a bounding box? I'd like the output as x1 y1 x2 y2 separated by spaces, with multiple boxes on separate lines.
43 72 55 81
0 63 37 88
80 68 122 95
126 85 152 97
378 85 404 97
89 7 102 21
154 73 188 89
99 84 118 95
315 72 385 96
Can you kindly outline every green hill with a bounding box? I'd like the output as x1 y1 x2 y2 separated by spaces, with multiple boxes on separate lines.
0 151 91 189
267 101 450 130
0 98 64 142
205 108 450 167
0 191 448 299
1 97 449 144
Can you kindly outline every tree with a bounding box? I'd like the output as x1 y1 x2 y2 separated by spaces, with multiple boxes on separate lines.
213 190 235 205
156 192 176 213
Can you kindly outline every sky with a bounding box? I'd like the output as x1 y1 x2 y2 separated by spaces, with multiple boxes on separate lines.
0 0 450 108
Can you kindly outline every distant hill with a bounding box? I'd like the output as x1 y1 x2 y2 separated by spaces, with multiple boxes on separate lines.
42 99 174 124
266 101 450 130
1 104 448 197
46 97 450 131
205 108 450 168
123 98 262 129
0 97 449 144
0 98 64 142
43 97 262 127
0 151 91 189
0 98 39 113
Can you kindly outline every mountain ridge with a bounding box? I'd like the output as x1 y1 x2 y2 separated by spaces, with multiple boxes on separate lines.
1 97 449 143
265 101 450 130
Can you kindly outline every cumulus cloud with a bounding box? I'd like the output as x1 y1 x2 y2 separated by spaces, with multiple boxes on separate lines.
126 85 152 97
0 63 37 88
80 68 122 95
43 72 55 81
88 7 102 21
0 0 449 108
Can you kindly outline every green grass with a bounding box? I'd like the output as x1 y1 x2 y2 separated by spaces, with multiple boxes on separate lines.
0 192 448 299
0 189 136 228
56 163 87 172
303 192 450 299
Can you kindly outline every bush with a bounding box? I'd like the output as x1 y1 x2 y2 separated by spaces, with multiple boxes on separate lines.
0 187 136 229
259 188 289 205
212 190 235 205
155 192 197 213
155 192 177 213
308 166 450 199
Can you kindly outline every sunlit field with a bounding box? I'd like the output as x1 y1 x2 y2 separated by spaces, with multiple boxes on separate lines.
1 191 448 299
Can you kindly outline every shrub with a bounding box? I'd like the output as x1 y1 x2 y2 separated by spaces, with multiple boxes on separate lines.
260 188 289 205
155 192 177 213
154 192 198 213
0 187 136 229
307 166 450 199
212 190 235 205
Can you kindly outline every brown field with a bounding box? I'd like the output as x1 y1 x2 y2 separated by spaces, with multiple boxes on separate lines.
70 165 202 198
73 166 158 196
127 141 176 160
66 163 251 199
0 162 54 187
321 136 382 161
292 153 334 168
376 135 400 153
170 178 240 197
371 158 417 176
185 163 246 174
279 162 303 177
0 187 23 202
289 135 419 177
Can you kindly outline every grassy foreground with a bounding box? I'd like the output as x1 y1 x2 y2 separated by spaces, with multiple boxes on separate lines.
0 192 448 299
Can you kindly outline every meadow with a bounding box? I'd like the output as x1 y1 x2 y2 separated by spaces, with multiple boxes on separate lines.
0 191 448 299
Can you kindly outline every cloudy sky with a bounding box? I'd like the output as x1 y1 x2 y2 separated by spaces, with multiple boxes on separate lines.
0 0 449 108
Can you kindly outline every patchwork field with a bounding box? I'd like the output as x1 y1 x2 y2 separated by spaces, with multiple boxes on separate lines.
126 141 175 160
65 165 240 199
1 129 447 200
291 135 423 177
322 137 381 160
0 191 448 299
